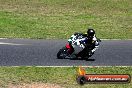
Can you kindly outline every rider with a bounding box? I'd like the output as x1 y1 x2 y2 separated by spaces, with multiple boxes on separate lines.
82 28 99 56
68 28 99 58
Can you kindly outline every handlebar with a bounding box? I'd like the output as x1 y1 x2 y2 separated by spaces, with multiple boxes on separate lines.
97 38 101 42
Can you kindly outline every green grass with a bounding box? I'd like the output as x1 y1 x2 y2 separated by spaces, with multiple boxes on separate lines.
0 0 131 39
0 66 132 88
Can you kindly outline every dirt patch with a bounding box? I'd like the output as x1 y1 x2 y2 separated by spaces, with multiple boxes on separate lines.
8 83 63 88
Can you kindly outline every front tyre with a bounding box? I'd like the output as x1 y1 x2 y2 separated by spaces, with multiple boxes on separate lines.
57 47 68 59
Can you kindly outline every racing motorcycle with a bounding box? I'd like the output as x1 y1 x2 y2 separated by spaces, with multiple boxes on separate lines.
57 33 101 60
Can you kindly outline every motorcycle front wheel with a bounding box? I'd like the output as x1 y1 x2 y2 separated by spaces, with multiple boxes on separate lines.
57 47 69 59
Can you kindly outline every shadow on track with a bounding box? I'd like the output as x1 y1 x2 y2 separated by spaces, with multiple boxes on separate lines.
70 58 95 61
57 57 95 61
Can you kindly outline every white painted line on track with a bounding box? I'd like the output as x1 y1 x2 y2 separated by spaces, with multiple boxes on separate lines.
101 39 132 40
10 66 132 67
0 42 26 45
0 38 8 39
0 38 132 40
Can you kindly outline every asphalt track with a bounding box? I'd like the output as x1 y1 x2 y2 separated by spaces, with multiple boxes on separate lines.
0 39 132 66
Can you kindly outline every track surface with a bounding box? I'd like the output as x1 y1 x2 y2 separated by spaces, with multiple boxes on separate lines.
0 39 132 66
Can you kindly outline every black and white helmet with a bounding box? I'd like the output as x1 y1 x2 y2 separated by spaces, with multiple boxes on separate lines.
87 28 95 37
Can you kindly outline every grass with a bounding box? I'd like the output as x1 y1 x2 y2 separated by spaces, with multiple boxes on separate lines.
0 0 131 39
0 66 132 88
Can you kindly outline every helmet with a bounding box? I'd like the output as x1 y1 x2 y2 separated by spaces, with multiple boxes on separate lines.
87 28 95 37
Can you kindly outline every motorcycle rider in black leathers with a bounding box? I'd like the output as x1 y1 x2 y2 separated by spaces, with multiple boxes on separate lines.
82 28 99 56
68 28 99 58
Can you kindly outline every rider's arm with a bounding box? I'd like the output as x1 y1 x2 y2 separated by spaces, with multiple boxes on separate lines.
91 41 99 53
91 36 99 53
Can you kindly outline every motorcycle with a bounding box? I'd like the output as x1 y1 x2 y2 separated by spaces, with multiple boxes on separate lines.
57 33 101 60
